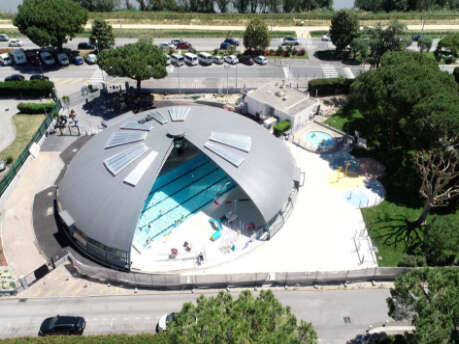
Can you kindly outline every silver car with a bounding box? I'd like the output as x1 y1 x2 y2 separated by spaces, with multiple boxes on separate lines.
282 36 299 46
159 43 176 50
0 159 6 172
8 39 23 47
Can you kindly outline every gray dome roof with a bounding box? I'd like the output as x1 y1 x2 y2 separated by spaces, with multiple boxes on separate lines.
58 105 297 253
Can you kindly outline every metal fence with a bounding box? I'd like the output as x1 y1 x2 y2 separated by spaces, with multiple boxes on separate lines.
67 253 413 290
0 95 61 198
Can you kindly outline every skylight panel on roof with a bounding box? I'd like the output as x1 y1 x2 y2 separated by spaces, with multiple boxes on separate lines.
148 111 168 125
204 142 245 167
169 107 190 122
105 131 146 149
124 150 158 186
103 143 147 176
120 121 152 131
209 132 252 153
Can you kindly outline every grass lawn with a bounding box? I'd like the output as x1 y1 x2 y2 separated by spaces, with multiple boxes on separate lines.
0 114 45 163
310 30 329 37
324 109 363 131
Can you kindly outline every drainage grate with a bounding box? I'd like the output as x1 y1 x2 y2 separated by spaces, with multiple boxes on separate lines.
343 316 352 324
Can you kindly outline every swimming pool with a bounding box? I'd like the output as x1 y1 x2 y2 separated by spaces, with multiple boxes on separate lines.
304 131 335 149
133 154 236 248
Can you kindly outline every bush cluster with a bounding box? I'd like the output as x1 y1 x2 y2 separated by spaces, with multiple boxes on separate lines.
273 120 291 136
17 102 56 114
0 80 54 98
265 47 306 57
308 77 353 96
0 334 168 344
453 67 459 83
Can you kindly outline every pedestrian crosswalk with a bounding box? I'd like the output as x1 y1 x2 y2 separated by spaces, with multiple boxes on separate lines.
52 77 88 86
321 64 339 78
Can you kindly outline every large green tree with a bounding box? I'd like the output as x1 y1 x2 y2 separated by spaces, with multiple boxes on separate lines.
243 18 270 52
349 51 459 151
387 268 459 344
329 10 360 51
14 0 88 50
167 290 318 343
90 18 115 51
364 20 407 66
97 42 167 89
75 0 120 11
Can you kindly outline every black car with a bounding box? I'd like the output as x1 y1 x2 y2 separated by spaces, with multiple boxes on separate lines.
30 74 49 81
236 54 254 65
4 74 25 82
25 49 41 66
39 315 86 336
77 42 94 50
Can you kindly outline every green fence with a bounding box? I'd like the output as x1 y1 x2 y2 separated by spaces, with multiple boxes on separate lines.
0 97 61 198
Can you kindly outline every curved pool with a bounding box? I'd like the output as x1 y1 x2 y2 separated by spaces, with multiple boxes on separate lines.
304 131 335 149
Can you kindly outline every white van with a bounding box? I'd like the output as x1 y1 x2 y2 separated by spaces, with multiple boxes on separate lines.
11 49 27 65
184 52 198 66
170 53 184 66
0 53 12 66
198 52 213 66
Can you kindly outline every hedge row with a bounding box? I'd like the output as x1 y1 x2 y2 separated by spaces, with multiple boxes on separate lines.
273 120 291 136
17 102 56 114
0 80 54 98
308 78 353 97
0 334 168 344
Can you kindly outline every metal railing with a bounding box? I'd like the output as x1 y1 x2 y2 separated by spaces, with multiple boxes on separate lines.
0 93 61 198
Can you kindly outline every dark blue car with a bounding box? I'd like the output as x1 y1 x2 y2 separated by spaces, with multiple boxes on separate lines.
72 56 84 65
220 38 240 50
412 34 424 41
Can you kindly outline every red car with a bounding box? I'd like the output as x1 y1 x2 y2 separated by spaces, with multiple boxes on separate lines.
176 41 192 49
25 49 41 66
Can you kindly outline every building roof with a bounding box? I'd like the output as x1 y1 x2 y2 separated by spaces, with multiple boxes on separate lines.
246 83 317 116
58 105 297 253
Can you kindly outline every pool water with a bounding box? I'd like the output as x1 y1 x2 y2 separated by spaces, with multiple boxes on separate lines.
304 131 335 148
133 154 236 248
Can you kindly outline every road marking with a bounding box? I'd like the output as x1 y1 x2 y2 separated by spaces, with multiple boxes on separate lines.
282 66 289 79
59 78 74 85
69 78 83 85
321 64 338 78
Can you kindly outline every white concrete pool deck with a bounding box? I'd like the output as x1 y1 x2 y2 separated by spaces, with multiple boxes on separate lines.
131 143 378 274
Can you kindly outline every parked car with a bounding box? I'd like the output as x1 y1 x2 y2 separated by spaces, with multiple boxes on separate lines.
0 159 5 172
224 55 238 64
5 74 25 82
157 312 176 332
412 34 424 41
159 42 176 50
0 53 12 66
77 42 94 50
56 53 69 66
237 54 253 65
72 55 84 65
25 49 41 66
8 39 23 47
30 74 49 81
11 49 27 65
39 315 86 336
85 53 97 64
176 41 192 49
0 34 9 41
170 39 183 46
254 55 267 65
212 55 224 64
282 36 299 46
321 35 331 42
225 38 240 46
40 51 56 66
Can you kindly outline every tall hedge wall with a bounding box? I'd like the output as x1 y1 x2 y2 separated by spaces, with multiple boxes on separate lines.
17 102 56 114
0 334 168 344
0 80 54 98
308 78 353 97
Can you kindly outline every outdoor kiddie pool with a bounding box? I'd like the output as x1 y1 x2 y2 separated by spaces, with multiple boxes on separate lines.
304 131 335 150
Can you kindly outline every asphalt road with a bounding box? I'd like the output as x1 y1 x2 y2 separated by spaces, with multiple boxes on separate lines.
0 289 393 343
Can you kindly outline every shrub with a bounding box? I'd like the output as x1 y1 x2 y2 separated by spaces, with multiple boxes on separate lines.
213 48 219 55
444 55 455 64
0 80 54 98
5 156 13 164
308 77 353 96
17 102 56 114
273 120 291 136
297 49 306 56
188 47 197 54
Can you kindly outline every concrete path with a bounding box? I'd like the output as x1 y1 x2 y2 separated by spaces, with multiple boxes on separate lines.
1 151 64 276
0 101 18 153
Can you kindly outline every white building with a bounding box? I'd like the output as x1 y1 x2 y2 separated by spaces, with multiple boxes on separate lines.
244 83 319 133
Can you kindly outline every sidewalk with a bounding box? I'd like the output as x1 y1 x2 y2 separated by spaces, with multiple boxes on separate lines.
0 151 64 276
